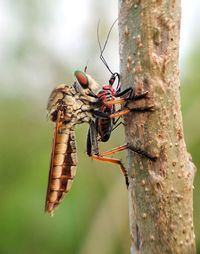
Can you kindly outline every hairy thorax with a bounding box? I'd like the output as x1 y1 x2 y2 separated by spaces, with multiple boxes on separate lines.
47 83 96 127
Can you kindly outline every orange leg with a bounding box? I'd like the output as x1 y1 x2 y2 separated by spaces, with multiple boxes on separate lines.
104 98 126 106
109 109 130 118
103 91 149 107
91 154 129 187
109 106 154 119
90 143 157 188
100 144 128 156
100 144 157 161
91 144 129 187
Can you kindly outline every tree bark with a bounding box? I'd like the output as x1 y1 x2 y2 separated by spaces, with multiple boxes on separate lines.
118 1 196 253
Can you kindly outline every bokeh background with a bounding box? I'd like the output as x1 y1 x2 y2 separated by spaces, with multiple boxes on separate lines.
0 1 199 253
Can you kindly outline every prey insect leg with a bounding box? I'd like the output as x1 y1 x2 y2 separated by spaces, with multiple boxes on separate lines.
87 121 99 156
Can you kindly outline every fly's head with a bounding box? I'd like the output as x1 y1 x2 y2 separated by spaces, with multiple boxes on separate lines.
74 70 101 95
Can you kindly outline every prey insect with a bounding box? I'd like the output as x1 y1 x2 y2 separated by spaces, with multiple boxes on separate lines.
75 21 157 187
75 70 156 188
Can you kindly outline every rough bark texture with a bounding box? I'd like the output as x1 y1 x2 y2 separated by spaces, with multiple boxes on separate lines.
118 1 196 253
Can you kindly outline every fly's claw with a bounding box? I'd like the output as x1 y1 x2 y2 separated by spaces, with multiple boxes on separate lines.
128 104 155 113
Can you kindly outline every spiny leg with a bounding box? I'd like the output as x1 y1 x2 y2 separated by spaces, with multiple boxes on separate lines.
103 90 149 107
110 106 153 131
128 90 148 101
90 144 157 187
109 105 154 118
115 87 133 97
100 144 157 161
127 144 157 161
115 87 148 100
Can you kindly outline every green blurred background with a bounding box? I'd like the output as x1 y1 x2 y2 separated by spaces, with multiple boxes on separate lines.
0 1 199 253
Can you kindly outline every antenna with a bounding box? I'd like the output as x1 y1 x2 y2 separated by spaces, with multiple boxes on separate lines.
97 18 118 75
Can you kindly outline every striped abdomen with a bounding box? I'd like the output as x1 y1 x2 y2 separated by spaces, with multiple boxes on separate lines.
45 114 77 215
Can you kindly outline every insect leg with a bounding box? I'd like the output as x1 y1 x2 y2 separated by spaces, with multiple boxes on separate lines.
112 120 125 132
109 109 130 118
90 143 157 187
92 110 109 118
103 98 126 106
99 143 157 161
129 91 148 100
91 154 129 187
127 144 157 161
98 144 156 160
108 104 154 118
116 87 148 100
115 87 133 97
123 91 149 108
90 121 99 154
92 143 157 187
102 92 148 107
87 121 99 156
86 127 92 156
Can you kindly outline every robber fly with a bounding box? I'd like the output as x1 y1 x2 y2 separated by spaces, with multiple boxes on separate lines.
45 73 103 215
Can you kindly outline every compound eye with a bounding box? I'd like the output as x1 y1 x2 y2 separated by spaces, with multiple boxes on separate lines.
74 70 89 89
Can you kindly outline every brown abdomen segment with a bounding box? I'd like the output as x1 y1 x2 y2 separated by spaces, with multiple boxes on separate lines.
45 127 77 215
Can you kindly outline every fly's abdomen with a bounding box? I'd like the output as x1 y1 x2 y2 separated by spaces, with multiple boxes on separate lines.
45 127 77 215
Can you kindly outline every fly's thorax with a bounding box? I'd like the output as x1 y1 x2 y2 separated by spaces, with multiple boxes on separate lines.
47 82 98 125
47 84 71 110
62 96 93 124
47 84 73 120
75 99 94 124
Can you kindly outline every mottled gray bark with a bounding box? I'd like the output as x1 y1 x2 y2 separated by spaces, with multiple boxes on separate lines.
118 0 196 253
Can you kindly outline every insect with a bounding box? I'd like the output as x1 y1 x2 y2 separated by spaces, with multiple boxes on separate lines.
74 21 157 187
45 77 102 215
74 71 156 187
45 69 156 215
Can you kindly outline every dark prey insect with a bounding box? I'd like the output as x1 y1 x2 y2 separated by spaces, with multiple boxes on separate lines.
74 21 157 187
75 71 156 188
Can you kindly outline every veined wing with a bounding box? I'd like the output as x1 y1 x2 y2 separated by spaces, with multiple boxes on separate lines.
45 111 77 215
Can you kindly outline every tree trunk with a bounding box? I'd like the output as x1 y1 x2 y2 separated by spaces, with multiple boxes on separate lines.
118 1 196 253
